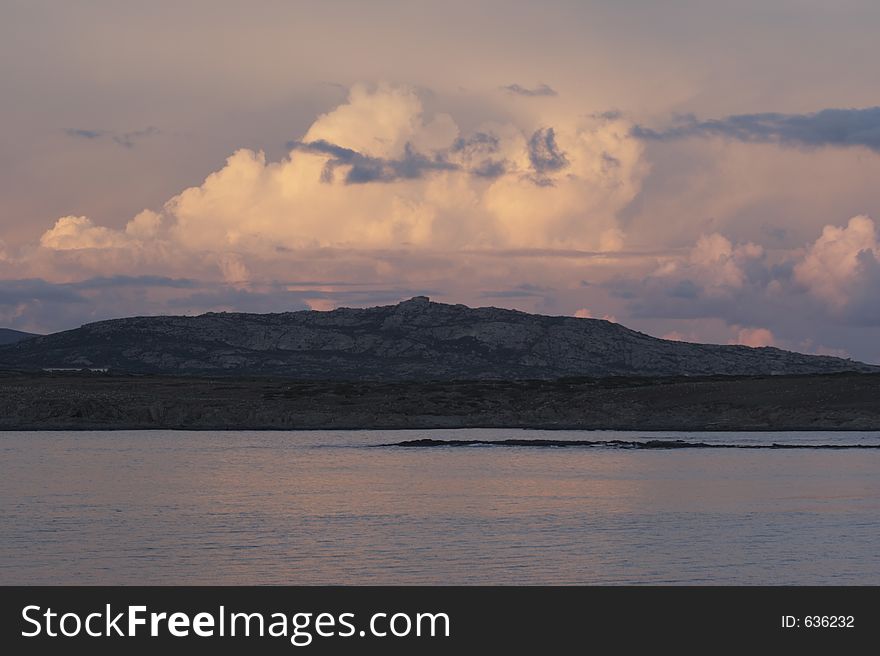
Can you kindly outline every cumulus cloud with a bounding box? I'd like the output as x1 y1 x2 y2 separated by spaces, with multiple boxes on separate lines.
633 106 880 152
650 232 764 294
501 83 558 97
730 326 775 347
302 84 455 158
40 216 135 250
794 215 879 308
599 214 880 361
38 83 646 256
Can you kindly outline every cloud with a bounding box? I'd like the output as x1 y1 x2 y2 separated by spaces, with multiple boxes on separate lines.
597 215 880 361
730 326 775 347
65 126 160 148
0 278 87 305
470 159 506 178
0 275 196 308
501 83 558 97
73 275 198 290
65 129 106 140
592 110 623 121
164 287 312 313
480 283 548 299
794 215 879 308
37 83 645 256
573 307 616 322
633 106 880 152
650 232 765 294
527 127 568 178
302 83 457 158
40 216 135 250
288 139 459 184
451 132 500 153
112 127 160 148
450 131 506 178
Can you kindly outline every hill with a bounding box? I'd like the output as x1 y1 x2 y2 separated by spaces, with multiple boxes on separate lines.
0 297 874 379
0 328 38 346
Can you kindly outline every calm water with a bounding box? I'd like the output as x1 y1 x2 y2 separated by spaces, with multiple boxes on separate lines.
2 429 879 585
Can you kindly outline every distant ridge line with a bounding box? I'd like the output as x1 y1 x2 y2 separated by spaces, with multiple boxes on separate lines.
1 297 876 379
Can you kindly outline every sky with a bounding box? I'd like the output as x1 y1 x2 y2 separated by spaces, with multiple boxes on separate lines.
2 0 880 362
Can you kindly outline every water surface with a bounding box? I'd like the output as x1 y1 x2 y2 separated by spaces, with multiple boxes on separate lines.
2 429 879 584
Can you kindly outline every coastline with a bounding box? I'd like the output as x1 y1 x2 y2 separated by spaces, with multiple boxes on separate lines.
3 370 880 432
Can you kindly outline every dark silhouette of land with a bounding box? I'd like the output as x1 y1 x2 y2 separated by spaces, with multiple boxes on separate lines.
0 328 37 345
3 298 877 430
384 438 880 448
2 370 879 430
0 297 875 379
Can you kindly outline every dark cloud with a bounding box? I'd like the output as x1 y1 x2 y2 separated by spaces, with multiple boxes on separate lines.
65 126 160 148
471 159 506 178
289 139 358 160
0 279 86 305
290 136 513 182
72 275 198 290
65 128 106 140
111 126 160 148
289 139 458 184
632 106 880 152
606 275 760 322
501 83 558 97
840 250 880 326
592 110 623 121
452 132 500 153
463 247 676 259
480 290 542 299
450 132 505 178
1 275 198 299
667 279 702 299
527 127 568 182
480 283 548 299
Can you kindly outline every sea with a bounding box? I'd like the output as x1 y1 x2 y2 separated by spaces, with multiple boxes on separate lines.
2 429 879 585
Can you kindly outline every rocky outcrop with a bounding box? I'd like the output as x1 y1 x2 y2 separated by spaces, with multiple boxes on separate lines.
0 297 875 379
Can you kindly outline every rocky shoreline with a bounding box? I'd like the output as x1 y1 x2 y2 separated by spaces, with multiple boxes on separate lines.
2 370 880 431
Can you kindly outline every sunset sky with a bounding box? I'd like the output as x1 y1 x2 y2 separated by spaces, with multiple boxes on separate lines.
3 1 880 362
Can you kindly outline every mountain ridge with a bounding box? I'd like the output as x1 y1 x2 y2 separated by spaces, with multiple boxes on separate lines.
0 296 874 379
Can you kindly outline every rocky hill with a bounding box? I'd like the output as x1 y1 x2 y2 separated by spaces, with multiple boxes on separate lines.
0 296 875 379
0 328 38 345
